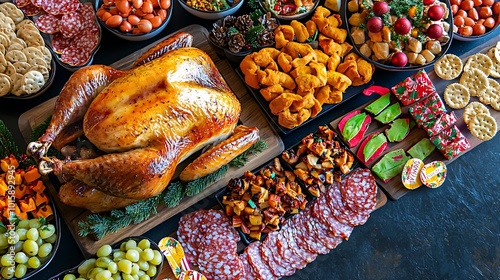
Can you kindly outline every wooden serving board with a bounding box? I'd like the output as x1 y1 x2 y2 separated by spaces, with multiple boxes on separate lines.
331 36 500 200
17 25 284 257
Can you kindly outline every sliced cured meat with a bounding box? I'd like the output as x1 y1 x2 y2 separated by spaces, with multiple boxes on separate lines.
20 3 42 16
313 190 354 239
341 168 377 213
14 0 31 8
60 43 91 66
59 11 83 38
309 215 343 250
77 3 97 29
261 231 295 277
176 210 207 266
198 237 244 279
327 184 371 227
31 0 42 8
76 27 100 53
41 0 79 15
285 215 317 270
240 250 259 280
276 225 303 268
51 32 73 54
200 209 240 243
35 13 61 34
297 208 329 255
246 241 277 280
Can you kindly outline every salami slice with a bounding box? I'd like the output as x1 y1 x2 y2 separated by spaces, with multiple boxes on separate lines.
292 209 328 255
20 3 42 16
261 231 295 277
35 13 61 34
59 11 83 38
77 3 97 29
198 238 243 279
240 251 259 280
176 210 207 266
51 32 73 54
199 209 240 243
341 168 378 213
327 183 371 227
61 43 90 66
245 241 277 280
284 215 317 270
14 0 31 8
41 0 79 15
313 192 353 239
31 0 42 8
309 215 343 250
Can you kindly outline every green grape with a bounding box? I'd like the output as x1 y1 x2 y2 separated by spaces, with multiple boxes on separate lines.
1 254 14 267
77 258 96 275
63 274 77 280
7 232 19 245
28 219 41 229
139 275 150 280
13 241 23 253
131 263 139 275
122 274 134 280
97 244 112 257
149 250 162 266
27 256 41 269
113 251 126 261
38 243 53 258
108 261 118 274
75 278 87 280
0 234 8 249
44 233 57 244
137 270 145 277
140 249 154 262
14 252 28 264
95 270 112 280
137 260 149 271
14 263 27 278
137 239 150 250
124 240 137 251
39 255 48 264
17 220 29 229
146 265 156 277
1 266 14 279
36 237 43 246
96 256 113 268
118 259 132 274
23 240 38 256
16 228 28 241
87 267 105 279
111 273 122 280
119 242 127 252
26 228 39 241
126 249 139 262
39 224 55 239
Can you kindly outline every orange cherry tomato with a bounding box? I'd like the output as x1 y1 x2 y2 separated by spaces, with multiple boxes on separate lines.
150 0 160 7
134 9 147 16
483 16 496 28
460 25 474 35
101 11 113 21
477 18 485 24
132 27 142 34
160 0 170 10
119 20 133 32
468 8 479 20
137 19 153 33
149 16 163 28
106 15 123 28
133 0 143 9
115 0 131 14
143 13 154 20
97 7 107 17
451 0 461 5
109 8 119 15
493 2 500 14
454 15 466 26
473 0 482 6
478 6 493 18
464 16 476 25
158 9 167 20
127 14 140 25
472 23 486 34
452 4 459 14
460 0 474 10
457 9 468 18
141 0 154 13
482 0 494 6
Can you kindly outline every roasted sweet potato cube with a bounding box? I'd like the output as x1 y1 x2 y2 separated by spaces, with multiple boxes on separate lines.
233 200 246 216
249 215 262 226
232 215 243 227
249 230 262 240
294 168 309 182
225 205 234 216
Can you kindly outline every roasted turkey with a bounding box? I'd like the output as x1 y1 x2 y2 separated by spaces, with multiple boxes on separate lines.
28 32 260 213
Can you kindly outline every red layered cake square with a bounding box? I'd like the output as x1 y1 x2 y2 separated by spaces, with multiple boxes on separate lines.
408 91 447 127
430 125 471 160
391 70 437 106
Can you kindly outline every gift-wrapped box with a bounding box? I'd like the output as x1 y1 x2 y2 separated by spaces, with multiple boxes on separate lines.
391 70 436 106
430 125 471 160
408 91 447 127
422 111 457 137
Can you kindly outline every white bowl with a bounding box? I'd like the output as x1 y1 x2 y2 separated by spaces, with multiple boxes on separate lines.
177 0 244 20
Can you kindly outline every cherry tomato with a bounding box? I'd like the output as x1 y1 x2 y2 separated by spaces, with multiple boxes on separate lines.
119 20 133 32
97 7 107 17
472 23 486 34
115 0 131 14
460 0 474 10
459 25 474 35
143 13 154 20
106 15 123 28
137 19 153 33
468 7 479 19
473 0 482 6
141 0 154 13
450 0 461 5
109 8 119 15
133 0 143 9
455 15 466 26
134 9 147 16
479 6 493 18
160 0 170 10
483 16 496 28
457 9 468 18
158 9 167 20
482 0 494 6
452 4 459 14
101 11 112 21
494 2 500 14
132 27 142 34
149 16 163 28
127 14 140 25
150 0 160 7
464 16 476 25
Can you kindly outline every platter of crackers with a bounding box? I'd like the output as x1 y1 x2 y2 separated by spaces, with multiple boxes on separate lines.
0 2 55 99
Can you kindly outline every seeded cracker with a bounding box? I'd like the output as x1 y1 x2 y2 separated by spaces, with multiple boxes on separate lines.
460 68 489 98
486 79 500 111
463 101 490 125
0 73 11 96
468 113 498 141
486 47 500 78
464 53 493 77
434 54 463 80
444 83 470 109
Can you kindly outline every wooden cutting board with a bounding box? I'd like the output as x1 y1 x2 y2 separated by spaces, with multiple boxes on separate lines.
331 36 500 200
18 25 284 257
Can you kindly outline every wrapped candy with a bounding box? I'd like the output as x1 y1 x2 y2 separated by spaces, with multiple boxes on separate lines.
391 70 437 106
430 125 471 160
408 91 447 127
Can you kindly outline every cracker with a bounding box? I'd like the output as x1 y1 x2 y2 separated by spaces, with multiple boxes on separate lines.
0 3 24 24
464 53 493 76
37 46 52 67
4 62 15 76
0 73 11 96
22 46 43 65
486 47 500 78
5 49 26 63
444 83 470 109
463 101 490 125
15 19 34 31
30 57 48 69
29 65 49 82
13 61 31 74
0 44 4 55
7 43 23 51
18 29 44 47
10 37 26 48
0 53 6 73
460 68 489 97
22 70 44 94
486 79 500 111
0 16 15 31
434 54 463 80
0 27 16 41
10 72 24 96
0 33 10 48
468 113 498 141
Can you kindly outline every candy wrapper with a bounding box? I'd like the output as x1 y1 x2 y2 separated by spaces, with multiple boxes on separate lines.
421 112 458 137
158 237 192 278
408 91 447 127
391 70 437 106
420 161 447 188
401 158 424 190
430 125 471 160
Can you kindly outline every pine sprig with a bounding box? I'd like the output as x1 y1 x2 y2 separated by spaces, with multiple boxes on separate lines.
230 139 267 168
162 181 184 208
28 115 63 159
185 165 229 197
0 120 20 158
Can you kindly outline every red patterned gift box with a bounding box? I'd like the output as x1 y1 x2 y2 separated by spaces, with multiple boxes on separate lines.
391 70 437 106
421 112 458 137
430 125 471 160
408 91 447 127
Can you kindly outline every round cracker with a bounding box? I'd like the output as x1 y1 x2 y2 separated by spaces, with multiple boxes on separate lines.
460 68 489 97
486 47 500 78
10 72 24 96
4 62 15 76
7 43 24 52
0 3 25 24
29 65 49 82
0 33 10 48
444 83 470 109
0 53 6 73
18 29 44 47
13 61 31 74
22 70 45 94
434 54 463 80
463 101 490 125
486 79 500 111
10 37 27 48
5 49 26 63
0 73 11 96
22 46 43 65
37 46 52 67
468 113 498 141
464 53 493 77
0 44 4 55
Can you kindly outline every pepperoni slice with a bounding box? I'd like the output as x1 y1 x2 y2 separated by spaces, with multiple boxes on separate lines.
20 3 42 16
313 191 354 239
14 0 31 8
284 215 317 270
245 241 277 280
41 0 79 15
292 209 328 255
59 11 83 38
261 231 295 277
35 13 61 34
77 2 97 29
327 183 371 227
309 215 343 250
31 0 43 8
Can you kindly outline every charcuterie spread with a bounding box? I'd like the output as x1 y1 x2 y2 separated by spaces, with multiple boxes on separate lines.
177 168 377 279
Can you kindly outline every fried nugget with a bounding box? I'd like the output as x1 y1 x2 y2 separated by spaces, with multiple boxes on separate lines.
291 20 310 43
269 92 302 115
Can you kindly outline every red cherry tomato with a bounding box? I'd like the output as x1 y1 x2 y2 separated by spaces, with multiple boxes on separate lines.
150 0 160 7
101 11 112 21
493 2 500 14
115 0 131 14
158 9 167 20
141 0 153 13
119 20 133 32
450 0 462 5
133 0 143 9
473 0 482 6
483 17 496 28
457 9 468 18
464 16 476 25
455 15 466 26
472 23 486 34
143 13 154 20
105 15 123 28
469 7 479 20
479 6 493 18
149 16 163 28
459 25 474 35
137 19 153 33
452 4 459 14
460 0 474 10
